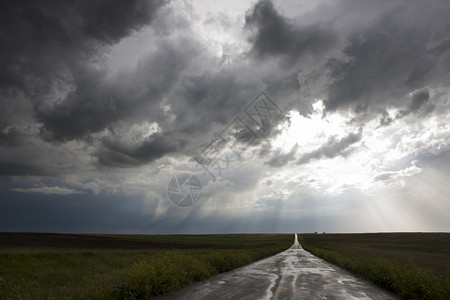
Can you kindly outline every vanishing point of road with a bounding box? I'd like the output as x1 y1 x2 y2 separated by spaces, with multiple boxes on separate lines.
157 234 397 300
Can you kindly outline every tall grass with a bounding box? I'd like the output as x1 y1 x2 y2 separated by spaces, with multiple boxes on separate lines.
114 251 212 299
301 243 450 300
0 234 291 299
0 250 151 299
115 246 287 299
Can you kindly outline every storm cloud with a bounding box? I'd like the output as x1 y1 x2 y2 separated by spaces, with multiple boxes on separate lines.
0 0 166 94
245 0 335 65
297 131 362 165
1 0 449 234
324 0 450 116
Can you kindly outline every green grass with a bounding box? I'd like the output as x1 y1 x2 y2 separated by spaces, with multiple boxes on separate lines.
299 233 450 300
0 250 151 299
116 246 286 299
300 232 450 276
0 234 292 299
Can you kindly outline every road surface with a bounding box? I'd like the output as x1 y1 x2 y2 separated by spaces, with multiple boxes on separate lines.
157 234 397 299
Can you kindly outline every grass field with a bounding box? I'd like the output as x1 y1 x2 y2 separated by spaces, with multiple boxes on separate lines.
0 233 292 299
3 232 449 299
299 233 450 299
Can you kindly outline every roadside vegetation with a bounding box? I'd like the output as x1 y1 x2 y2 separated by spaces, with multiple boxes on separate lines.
0 233 291 299
299 233 450 300
115 246 286 299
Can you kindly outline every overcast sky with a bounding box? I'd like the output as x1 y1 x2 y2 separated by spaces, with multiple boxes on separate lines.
1 0 449 234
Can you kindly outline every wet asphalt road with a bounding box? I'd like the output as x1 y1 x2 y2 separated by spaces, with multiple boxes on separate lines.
156 234 398 300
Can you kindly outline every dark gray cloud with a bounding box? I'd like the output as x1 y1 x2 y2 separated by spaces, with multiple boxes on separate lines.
89 56 266 167
266 144 298 167
33 11 267 168
400 89 435 117
0 0 166 94
0 0 168 175
245 0 335 65
379 89 434 127
297 131 362 165
1 0 448 173
324 0 450 116
31 3 173 142
409 90 430 112
0 162 45 176
0 124 21 148
378 111 395 127
0 0 449 235
97 132 184 167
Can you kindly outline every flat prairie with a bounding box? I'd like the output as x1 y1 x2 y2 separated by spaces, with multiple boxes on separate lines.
300 232 450 276
0 233 292 299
